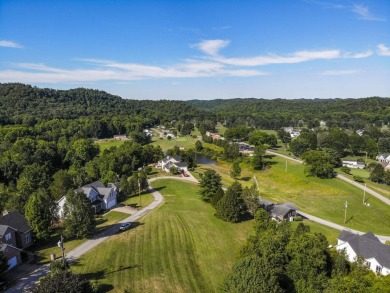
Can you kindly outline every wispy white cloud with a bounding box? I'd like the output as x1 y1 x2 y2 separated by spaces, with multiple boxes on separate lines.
352 4 384 21
321 70 361 75
377 44 390 56
0 40 23 48
199 47 372 67
192 39 230 56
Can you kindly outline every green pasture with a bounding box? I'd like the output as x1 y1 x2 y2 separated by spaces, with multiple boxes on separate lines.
72 179 252 293
95 139 126 152
150 136 197 151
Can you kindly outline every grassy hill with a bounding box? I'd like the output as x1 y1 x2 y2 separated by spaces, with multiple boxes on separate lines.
72 180 252 293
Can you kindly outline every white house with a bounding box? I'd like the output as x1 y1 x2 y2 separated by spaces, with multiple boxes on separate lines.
376 153 390 163
342 160 365 169
336 230 390 276
157 156 188 173
58 181 118 217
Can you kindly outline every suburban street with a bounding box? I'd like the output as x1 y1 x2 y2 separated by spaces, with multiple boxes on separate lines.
266 150 390 206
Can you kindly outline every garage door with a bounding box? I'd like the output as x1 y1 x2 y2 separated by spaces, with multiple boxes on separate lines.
8 256 18 269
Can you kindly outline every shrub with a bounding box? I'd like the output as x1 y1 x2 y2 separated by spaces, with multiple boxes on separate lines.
293 216 303 221
353 175 364 183
340 166 351 175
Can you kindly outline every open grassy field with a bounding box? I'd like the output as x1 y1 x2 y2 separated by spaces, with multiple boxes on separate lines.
95 139 126 152
194 155 390 235
72 179 253 293
33 211 129 264
150 136 197 151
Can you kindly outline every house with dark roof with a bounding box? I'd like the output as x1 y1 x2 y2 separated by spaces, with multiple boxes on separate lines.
58 181 118 217
336 230 390 276
0 211 33 270
270 203 298 222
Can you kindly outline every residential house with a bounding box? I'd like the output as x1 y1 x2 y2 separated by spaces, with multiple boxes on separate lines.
376 153 390 163
342 160 365 169
283 127 301 138
166 132 175 139
0 211 33 270
336 230 390 276
143 129 153 137
356 129 364 136
238 142 254 154
113 134 128 140
157 156 188 173
205 131 225 140
270 203 298 222
58 181 118 217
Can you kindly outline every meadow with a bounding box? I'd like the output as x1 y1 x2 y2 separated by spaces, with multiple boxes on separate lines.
72 179 253 293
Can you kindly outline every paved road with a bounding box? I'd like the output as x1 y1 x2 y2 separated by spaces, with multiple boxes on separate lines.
299 211 390 243
266 150 390 206
6 183 165 293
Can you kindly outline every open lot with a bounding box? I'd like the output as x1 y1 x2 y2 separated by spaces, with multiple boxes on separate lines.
72 179 252 293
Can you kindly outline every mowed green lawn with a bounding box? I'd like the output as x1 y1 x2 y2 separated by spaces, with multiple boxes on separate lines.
150 136 197 151
72 179 252 293
95 139 126 152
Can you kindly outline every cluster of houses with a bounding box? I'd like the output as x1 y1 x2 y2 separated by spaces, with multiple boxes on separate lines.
205 131 225 140
283 127 301 138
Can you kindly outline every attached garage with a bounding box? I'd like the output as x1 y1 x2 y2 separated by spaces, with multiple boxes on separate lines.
0 243 22 270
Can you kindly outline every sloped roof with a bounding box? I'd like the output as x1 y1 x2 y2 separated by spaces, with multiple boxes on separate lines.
0 211 32 234
174 162 188 168
83 181 105 189
271 203 297 218
338 230 356 242
339 230 390 268
96 187 113 200
0 225 11 237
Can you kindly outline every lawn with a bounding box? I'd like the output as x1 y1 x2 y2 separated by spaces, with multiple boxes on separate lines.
95 139 126 152
149 136 197 151
119 191 154 209
72 179 253 293
33 211 129 264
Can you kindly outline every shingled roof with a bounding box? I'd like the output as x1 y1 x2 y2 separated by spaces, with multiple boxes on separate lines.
338 231 390 269
0 211 32 234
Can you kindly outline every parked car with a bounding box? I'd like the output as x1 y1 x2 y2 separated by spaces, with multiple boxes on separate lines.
119 222 132 231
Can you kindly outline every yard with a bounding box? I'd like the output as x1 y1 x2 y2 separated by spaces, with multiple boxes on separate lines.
95 139 126 152
149 135 198 151
71 179 253 293
32 211 129 265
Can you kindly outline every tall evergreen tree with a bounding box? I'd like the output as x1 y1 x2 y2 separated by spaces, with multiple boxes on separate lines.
199 169 222 202
25 189 57 241
215 181 245 223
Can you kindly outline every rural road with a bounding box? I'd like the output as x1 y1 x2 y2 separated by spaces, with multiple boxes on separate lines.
266 150 390 206
5 180 167 293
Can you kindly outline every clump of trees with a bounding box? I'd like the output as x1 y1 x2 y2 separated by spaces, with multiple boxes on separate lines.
222 209 390 292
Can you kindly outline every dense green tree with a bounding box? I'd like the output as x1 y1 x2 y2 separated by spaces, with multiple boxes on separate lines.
65 138 99 167
215 181 245 223
230 161 241 179
210 187 224 208
365 138 378 159
299 130 318 150
369 163 385 183
277 128 291 146
249 131 277 147
241 184 260 216
30 271 94 293
377 137 390 153
302 150 335 178
349 134 365 155
25 189 57 241
252 144 266 170
195 140 203 152
224 126 252 141
223 143 240 161
62 191 96 239
180 122 194 135
290 138 310 157
49 170 75 200
198 169 222 202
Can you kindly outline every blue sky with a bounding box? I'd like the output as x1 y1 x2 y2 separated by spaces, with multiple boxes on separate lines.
0 0 389 100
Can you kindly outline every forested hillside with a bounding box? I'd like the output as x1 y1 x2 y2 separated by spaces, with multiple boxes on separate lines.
0 83 208 124
187 97 390 129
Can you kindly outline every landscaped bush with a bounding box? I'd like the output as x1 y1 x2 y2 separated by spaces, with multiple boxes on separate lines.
340 166 351 175
353 175 364 183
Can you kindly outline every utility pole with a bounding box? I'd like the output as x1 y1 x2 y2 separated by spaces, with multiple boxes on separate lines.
57 234 66 269
285 160 288 172
344 200 348 224
253 175 260 191
138 177 142 208
363 183 366 204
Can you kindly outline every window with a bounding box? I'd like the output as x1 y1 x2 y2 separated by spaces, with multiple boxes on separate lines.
376 265 382 274
4 233 12 241
24 233 31 244
365 261 371 268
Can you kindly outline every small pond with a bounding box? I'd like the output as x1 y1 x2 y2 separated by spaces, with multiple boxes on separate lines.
195 154 217 165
